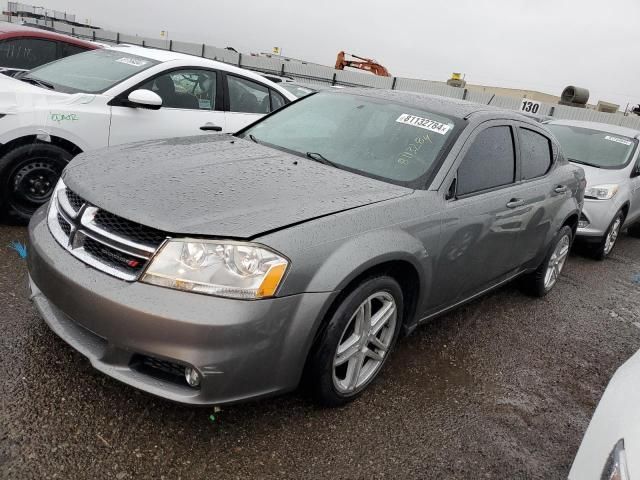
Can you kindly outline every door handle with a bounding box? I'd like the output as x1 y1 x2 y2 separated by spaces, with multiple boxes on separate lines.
506 198 525 209
200 124 222 132
554 185 568 194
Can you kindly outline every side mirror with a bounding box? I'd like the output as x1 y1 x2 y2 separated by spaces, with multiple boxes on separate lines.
127 89 162 110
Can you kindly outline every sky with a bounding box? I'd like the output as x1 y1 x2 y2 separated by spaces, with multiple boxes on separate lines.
28 0 640 108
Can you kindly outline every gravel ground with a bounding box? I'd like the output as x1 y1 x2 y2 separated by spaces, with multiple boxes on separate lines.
1 224 639 479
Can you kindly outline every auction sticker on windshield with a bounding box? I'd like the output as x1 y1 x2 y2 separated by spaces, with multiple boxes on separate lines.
115 57 149 67
604 135 633 146
396 114 451 135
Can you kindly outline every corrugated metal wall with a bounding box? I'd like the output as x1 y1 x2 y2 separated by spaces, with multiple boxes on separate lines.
3 14 639 130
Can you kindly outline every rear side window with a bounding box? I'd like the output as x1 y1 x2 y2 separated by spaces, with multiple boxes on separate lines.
520 128 552 180
228 75 270 114
457 126 515 196
0 38 57 69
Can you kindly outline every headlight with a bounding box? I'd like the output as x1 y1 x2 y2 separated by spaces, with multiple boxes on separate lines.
585 184 619 200
141 240 288 299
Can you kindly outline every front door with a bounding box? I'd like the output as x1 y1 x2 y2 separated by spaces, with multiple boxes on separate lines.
108 68 226 146
427 123 528 310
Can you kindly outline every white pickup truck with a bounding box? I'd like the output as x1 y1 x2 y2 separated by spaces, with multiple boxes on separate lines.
0 44 296 221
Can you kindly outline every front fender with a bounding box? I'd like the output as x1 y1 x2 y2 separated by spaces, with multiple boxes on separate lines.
0 124 91 152
304 228 432 316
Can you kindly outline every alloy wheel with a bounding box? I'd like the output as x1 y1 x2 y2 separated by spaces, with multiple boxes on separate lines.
603 216 622 256
544 234 570 290
332 291 397 393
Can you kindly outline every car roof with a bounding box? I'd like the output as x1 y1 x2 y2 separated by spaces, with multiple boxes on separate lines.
331 88 521 121
0 21 97 48
547 119 640 138
106 44 288 89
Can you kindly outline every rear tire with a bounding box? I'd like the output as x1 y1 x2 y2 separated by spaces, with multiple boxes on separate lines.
307 276 403 407
0 143 72 224
522 225 573 297
590 210 625 260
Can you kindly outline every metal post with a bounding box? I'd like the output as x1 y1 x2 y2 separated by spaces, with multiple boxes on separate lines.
142 40 145 47
549 106 555 117
462 88 467 100
92 30 95 41
169 39 173 51
238 53 242 67
391 77 397 90
280 63 285 76
201 43 205 57
116 32 120 44
332 73 337 86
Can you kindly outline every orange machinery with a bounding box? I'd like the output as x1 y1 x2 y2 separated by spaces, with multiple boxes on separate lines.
335 51 391 77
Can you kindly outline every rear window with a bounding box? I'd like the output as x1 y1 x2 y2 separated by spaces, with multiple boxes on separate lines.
0 38 57 69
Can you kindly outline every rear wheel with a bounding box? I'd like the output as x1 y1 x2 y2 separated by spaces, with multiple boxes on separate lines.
591 210 625 260
307 276 403 407
522 225 572 297
0 143 72 223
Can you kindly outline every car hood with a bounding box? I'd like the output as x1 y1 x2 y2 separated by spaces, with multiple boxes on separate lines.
570 161 627 187
0 74 95 113
63 135 412 238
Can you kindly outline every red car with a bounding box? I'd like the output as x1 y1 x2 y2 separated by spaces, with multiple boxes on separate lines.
0 22 99 76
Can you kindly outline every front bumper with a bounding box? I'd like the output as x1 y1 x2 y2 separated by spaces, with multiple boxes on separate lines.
27 207 334 405
576 199 621 239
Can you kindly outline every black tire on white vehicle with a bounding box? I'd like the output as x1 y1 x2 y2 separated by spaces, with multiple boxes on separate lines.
0 143 72 224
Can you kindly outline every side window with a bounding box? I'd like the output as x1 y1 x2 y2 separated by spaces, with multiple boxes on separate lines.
228 76 270 114
457 126 515 196
0 38 57 69
60 42 89 59
520 128 552 180
140 69 216 110
270 90 287 111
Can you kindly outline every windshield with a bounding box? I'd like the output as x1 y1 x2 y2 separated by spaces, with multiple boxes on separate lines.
27 49 159 94
547 124 637 169
240 92 459 187
280 83 316 98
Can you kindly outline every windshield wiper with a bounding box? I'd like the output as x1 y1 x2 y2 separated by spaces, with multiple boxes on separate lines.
568 158 601 168
20 76 55 90
248 134 260 144
306 152 338 168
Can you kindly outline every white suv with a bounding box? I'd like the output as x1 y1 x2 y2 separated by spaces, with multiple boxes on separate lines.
0 45 296 221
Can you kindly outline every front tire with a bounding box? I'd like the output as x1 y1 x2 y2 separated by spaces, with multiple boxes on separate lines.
522 225 573 297
0 142 72 223
591 210 625 260
307 276 403 407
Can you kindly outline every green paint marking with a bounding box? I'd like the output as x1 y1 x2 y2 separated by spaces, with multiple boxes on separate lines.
50 113 79 123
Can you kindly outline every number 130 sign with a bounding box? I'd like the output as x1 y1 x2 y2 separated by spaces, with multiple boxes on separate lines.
520 98 542 115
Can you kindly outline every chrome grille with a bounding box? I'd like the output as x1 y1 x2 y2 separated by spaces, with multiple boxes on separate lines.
93 210 166 247
48 180 168 281
64 188 84 212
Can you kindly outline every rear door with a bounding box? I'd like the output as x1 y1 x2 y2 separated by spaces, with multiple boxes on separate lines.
223 73 288 132
428 121 531 308
508 123 563 267
108 68 226 145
